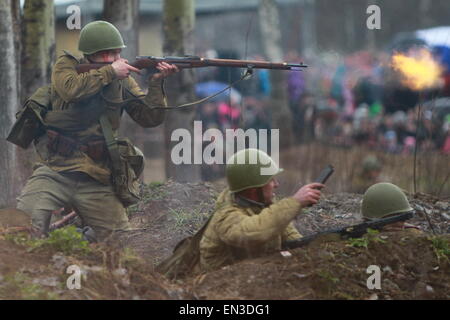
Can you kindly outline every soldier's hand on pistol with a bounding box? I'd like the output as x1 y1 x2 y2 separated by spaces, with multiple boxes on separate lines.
292 183 324 207
111 58 140 79
151 62 180 80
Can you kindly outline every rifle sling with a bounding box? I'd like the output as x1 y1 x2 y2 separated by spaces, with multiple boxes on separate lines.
101 69 252 111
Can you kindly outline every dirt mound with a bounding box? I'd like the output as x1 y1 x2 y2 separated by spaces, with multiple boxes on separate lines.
120 181 218 265
0 236 184 300
0 181 448 300
295 192 449 236
185 231 450 300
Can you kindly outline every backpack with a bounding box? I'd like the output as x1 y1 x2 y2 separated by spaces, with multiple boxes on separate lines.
156 216 213 280
7 85 51 149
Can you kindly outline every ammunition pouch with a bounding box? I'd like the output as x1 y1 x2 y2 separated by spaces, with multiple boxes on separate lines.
46 129 107 161
99 114 143 208
111 139 144 208
7 85 51 149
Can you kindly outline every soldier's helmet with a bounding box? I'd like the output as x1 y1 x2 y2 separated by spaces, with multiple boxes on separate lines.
361 182 413 219
226 149 283 193
362 155 382 172
78 21 126 55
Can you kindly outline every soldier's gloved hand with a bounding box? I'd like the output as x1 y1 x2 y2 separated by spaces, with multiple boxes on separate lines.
292 183 324 207
111 58 140 79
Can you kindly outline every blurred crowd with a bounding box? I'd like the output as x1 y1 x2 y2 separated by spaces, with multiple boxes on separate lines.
193 43 450 172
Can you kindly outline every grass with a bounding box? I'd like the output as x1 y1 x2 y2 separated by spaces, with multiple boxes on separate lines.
5 226 91 255
346 228 386 249
128 181 168 214
169 207 209 235
429 236 450 263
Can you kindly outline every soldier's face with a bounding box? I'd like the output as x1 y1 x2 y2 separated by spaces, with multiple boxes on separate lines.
261 178 279 205
90 49 122 63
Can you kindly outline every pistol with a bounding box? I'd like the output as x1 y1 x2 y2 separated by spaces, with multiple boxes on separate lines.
314 165 334 188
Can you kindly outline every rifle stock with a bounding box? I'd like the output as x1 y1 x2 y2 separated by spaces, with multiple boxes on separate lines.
75 56 308 74
282 211 415 250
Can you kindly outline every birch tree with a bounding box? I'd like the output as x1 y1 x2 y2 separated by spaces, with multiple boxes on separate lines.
21 0 55 101
0 0 20 207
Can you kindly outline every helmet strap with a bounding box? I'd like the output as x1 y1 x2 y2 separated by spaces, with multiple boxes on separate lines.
257 188 267 205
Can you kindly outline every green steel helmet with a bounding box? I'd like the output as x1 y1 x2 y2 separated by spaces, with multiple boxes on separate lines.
361 183 413 219
78 21 126 55
226 149 283 193
362 155 382 172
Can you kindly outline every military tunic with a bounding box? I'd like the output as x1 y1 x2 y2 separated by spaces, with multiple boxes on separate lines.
199 189 303 272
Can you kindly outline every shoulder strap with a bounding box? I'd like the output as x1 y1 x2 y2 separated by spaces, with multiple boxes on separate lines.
99 114 123 178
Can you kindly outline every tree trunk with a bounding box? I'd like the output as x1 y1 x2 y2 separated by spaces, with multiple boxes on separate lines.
366 0 377 50
258 0 290 148
18 0 55 197
419 0 433 28
344 0 355 52
103 0 140 61
0 0 20 208
21 0 55 102
300 0 317 58
103 0 141 146
162 0 199 182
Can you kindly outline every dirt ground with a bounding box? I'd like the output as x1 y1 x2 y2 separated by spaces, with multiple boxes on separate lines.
0 180 448 300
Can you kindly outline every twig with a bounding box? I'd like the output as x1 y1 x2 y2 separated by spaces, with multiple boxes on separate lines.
437 170 450 198
413 92 422 194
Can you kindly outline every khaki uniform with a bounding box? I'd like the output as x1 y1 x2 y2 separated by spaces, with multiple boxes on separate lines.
17 52 167 239
199 189 303 272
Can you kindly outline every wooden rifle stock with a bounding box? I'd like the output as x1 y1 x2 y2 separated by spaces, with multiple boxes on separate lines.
75 56 308 74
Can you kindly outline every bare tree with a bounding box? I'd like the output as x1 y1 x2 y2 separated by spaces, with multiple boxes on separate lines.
162 0 199 182
0 0 20 208
103 0 140 61
258 0 290 147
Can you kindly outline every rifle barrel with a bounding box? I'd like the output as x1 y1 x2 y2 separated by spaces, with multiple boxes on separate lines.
76 56 308 74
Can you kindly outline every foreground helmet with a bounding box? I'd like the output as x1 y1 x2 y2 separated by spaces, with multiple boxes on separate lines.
226 149 283 193
78 21 126 55
361 183 413 219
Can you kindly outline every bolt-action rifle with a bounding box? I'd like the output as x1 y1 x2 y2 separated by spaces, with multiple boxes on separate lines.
282 211 415 250
75 55 308 74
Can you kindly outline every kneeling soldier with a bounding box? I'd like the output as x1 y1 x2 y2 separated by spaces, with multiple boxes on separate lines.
15 21 179 240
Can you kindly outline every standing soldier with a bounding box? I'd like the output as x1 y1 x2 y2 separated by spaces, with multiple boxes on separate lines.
15 21 179 241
